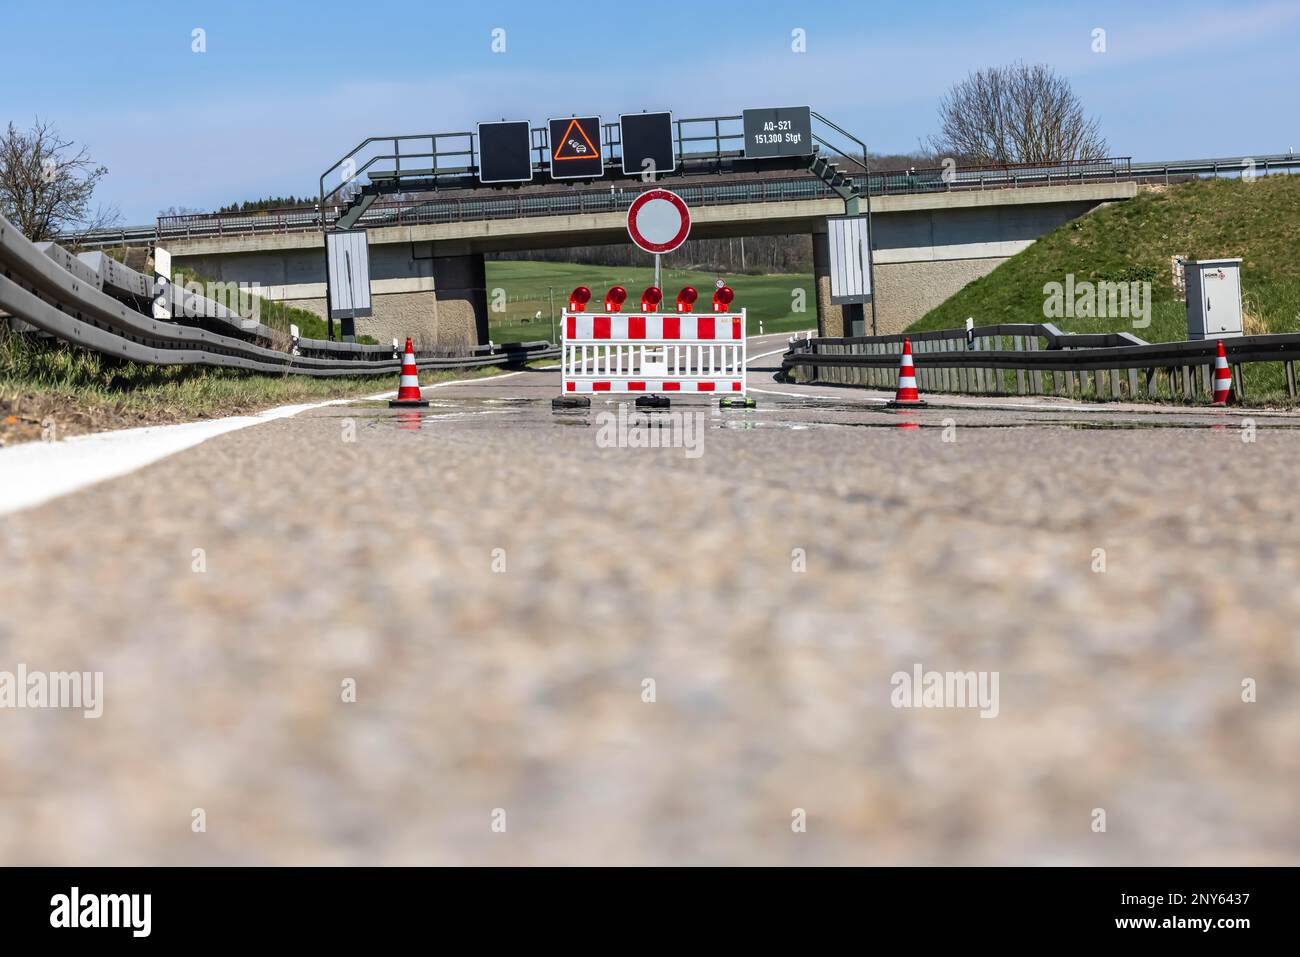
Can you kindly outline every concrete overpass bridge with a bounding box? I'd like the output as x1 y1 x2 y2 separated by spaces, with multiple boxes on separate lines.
162 176 1135 344
142 103 1295 347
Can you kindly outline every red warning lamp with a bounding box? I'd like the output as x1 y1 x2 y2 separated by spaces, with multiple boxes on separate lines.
568 286 592 313
712 285 734 312
604 285 628 313
640 286 662 312
675 286 698 313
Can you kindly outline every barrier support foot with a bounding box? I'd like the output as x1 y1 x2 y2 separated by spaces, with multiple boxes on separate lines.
635 395 670 409
552 396 591 410
718 396 756 409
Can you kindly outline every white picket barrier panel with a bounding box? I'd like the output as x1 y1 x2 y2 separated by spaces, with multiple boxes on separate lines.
560 310 747 395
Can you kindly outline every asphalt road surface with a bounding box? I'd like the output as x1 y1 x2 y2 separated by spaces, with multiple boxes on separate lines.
1 332 1297 865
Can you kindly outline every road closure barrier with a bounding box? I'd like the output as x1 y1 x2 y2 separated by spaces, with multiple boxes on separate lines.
560 286 747 396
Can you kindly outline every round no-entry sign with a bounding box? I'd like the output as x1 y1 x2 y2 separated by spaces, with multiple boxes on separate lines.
627 188 691 254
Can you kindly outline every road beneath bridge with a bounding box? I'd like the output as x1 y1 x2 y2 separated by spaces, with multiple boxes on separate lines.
2 332 1297 865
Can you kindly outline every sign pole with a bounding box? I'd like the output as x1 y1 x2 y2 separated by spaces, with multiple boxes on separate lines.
864 170 879 337
654 253 661 291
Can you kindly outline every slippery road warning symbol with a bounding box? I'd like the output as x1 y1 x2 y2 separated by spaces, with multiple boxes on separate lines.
548 116 603 179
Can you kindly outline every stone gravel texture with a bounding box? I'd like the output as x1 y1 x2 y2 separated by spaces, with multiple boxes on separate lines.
1 368 1297 865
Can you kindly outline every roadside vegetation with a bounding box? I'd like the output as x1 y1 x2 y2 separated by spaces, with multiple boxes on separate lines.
907 174 1300 402
0 330 502 446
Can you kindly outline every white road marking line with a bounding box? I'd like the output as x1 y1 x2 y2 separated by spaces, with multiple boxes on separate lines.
747 385 889 404
0 395 368 517
420 369 529 392
0 368 540 516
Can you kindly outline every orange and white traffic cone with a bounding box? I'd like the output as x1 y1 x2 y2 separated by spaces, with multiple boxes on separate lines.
887 337 927 407
1211 340 1232 407
389 337 429 408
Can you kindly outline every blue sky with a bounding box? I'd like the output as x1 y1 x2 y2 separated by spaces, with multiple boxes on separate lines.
3 0 1297 223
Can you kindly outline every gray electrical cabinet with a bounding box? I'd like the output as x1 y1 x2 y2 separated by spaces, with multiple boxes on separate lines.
1185 258 1243 340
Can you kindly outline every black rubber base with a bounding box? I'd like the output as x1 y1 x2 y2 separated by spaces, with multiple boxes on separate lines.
389 399 429 408
552 396 591 410
718 396 756 409
886 399 928 408
635 395 671 409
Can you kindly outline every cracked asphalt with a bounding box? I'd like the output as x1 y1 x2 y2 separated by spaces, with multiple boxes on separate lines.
1 347 1297 865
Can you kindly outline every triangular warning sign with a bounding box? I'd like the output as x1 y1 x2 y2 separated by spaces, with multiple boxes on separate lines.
553 118 599 161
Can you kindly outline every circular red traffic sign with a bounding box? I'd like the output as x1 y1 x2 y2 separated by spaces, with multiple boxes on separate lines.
627 188 691 254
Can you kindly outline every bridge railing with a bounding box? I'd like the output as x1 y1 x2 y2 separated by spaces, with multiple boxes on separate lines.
158 157 1142 240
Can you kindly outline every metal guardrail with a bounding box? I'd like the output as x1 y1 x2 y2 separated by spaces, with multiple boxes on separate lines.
782 323 1300 402
0 212 555 378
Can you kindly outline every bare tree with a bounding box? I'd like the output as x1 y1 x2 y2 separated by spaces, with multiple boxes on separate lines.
0 118 119 241
927 63 1107 166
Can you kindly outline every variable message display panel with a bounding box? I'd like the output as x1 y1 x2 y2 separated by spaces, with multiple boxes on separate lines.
619 112 676 178
476 121 534 184
742 106 813 158
548 116 603 179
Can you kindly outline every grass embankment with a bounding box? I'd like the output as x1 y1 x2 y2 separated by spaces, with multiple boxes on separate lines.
484 260 816 343
906 174 1300 402
0 330 502 446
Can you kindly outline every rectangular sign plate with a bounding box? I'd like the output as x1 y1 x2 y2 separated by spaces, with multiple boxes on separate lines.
325 229 373 319
476 120 534 184
827 214 872 304
742 106 813 158
619 112 676 178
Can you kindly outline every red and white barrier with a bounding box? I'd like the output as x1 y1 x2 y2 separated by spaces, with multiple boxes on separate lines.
560 310 748 395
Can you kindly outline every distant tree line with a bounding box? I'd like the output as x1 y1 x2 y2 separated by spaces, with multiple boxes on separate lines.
216 196 314 214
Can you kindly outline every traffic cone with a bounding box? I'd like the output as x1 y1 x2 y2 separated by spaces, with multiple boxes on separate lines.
1211 340 1232 406
887 337 927 407
389 337 429 408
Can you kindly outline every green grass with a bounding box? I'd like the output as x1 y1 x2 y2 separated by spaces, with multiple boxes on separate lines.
906 174 1300 402
483 260 815 343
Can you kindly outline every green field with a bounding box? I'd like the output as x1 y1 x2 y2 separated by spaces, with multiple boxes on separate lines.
483 260 815 343
905 174 1300 400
